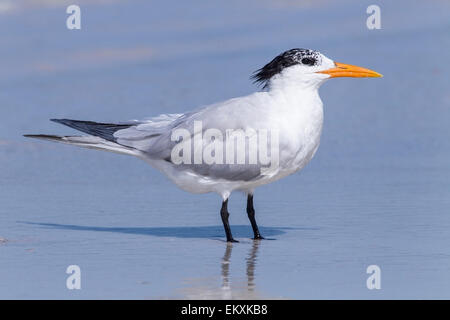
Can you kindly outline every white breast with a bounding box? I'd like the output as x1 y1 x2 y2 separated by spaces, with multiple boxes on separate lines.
266 85 324 176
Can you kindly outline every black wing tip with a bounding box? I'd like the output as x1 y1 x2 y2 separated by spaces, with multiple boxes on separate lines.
24 134 55 137
23 134 63 140
24 120 74 138
51 118 107 126
48 118 132 142
51 118 88 123
51 118 73 125
23 134 45 138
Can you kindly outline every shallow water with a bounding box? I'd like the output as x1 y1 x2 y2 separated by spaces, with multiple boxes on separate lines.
1 0 450 299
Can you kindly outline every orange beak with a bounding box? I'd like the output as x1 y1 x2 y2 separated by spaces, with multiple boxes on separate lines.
317 62 382 78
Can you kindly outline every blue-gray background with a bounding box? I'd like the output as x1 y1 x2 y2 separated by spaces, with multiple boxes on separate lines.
1 0 449 299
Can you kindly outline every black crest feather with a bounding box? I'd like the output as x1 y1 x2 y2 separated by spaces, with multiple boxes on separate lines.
251 48 321 88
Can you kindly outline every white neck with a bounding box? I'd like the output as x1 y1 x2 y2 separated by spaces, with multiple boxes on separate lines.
267 78 324 111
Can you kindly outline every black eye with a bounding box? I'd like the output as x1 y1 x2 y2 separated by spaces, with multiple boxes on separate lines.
301 57 315 66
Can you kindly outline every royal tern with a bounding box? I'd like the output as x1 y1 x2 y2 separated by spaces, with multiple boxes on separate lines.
25 48 381 242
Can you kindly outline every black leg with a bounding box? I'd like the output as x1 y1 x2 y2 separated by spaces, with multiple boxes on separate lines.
221 199 238 242
247 194 264 240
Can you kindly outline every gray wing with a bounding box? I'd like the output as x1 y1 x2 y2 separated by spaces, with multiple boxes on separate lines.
113 96 279 182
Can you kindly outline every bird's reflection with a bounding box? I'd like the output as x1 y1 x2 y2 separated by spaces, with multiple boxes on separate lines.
245 240 259 292
221 243 233 290
221 240 261 297
177 240 265 299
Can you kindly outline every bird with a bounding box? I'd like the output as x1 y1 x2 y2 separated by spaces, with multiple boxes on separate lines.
25 48 382 242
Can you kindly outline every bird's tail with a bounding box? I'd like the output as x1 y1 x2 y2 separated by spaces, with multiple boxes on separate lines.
23 134 139 156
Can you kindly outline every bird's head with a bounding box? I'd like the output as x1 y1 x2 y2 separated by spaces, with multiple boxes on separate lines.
252 48 382 90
